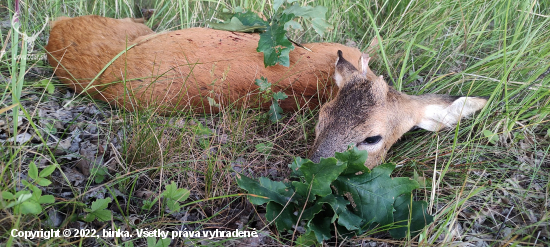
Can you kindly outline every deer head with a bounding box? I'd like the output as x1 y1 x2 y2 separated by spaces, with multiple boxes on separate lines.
309 50 488 168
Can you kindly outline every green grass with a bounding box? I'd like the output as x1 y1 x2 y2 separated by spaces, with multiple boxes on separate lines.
1 0 549 246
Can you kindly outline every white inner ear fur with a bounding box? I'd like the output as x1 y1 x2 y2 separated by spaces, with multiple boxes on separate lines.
334 56 345 88
359 54 370 76
417 97 486 131
333 71 344 88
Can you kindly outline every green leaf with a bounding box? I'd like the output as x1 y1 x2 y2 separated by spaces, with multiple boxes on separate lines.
332 163 420 228
254 77 272 92
289 157 308 176
20 201 42 215
233 6 245 12
91 166 108 184
90 198 112 212
283 3 327 19
21 180 32 189
39 164 56 178
163 182 178 197
207 97 220 108
483 129 498 144
284 20 303 31
294 157 346 197
272 91 288 101
233 11 268 30
38 79 55 94
209 17 259 33
158 238 172 247
31 186 43 200
17 193 32 203
174 188 190 202
273 0 285 11
2 191 14 200
29 161 38 180
166 201 182 212
389 192 434 238
265 201 296 231
93 209 112 222
255 142 274 154
146 237 156 247
236 175 292 205
194 122 213 136
259 177 292 196
295 231 318 246
5 201 18 209
142 200 155 210
308 215 332 243
46 84 55 94
300 201 324 220
268 100 285 123
283 4 332 35
257 13 295 67
83 213 96 222
38 195 55 204
334 146 370 175
292 182 316 203
163 181 190 208
147 237 171 247
310 18 333 36
209 10 267 33
319 194 361 231
36 178 52 187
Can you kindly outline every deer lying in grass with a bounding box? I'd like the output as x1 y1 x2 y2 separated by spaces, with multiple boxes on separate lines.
45 16 487 168
45 15 365 113
309 51 488 168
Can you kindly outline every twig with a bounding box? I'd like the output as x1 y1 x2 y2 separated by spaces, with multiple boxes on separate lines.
495 205 514 238
287 36 312 52
533 231 540 247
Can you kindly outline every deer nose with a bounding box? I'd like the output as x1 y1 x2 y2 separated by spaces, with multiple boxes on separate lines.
309 144 339 163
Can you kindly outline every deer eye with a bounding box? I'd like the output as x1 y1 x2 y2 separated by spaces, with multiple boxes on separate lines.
360 135 382 145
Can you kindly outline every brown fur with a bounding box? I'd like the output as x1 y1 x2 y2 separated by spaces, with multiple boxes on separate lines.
45 15 364 113
310 51 488 168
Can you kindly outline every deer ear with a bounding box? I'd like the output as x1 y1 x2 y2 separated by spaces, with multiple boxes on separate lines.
358 53 370 76
416 96 488 131
356 53 388 102
334 51 345 88
334 50 359 88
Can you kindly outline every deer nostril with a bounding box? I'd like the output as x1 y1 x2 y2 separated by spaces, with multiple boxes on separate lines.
359 135 382 145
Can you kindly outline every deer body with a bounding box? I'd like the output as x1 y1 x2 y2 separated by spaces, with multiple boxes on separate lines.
45 16 487 168
309 51 488 168
45 15 363 113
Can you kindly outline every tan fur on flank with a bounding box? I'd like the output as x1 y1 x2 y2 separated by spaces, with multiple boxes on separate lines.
45 15 364 113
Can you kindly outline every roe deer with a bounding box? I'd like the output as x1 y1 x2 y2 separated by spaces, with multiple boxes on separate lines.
45 15 365 114
309 51 488 168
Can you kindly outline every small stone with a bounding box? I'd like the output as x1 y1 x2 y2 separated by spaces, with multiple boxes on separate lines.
86 124 98 134
218 133 228 144
231 157 246 173
46 209 63 227
3 133 33 144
